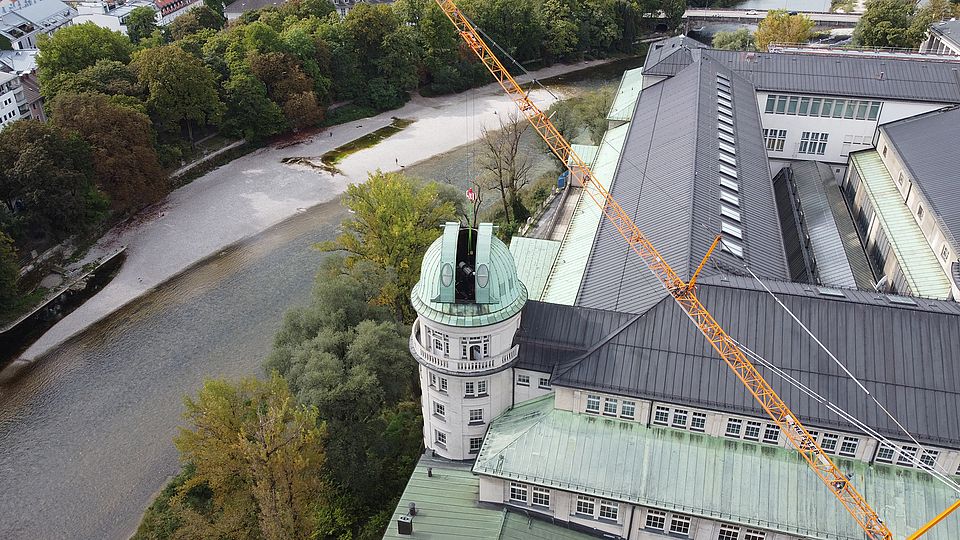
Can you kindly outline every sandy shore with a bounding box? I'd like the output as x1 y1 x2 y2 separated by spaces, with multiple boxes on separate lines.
19 60 607 361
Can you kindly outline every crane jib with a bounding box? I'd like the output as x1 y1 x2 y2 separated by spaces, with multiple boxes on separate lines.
433 1 895 538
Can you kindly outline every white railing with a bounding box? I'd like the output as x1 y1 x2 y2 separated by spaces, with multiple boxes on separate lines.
409 330 518 374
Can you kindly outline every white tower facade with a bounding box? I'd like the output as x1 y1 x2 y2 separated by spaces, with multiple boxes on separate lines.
409 222 528 460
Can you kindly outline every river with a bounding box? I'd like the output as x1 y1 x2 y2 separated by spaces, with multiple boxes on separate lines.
0 202 345 539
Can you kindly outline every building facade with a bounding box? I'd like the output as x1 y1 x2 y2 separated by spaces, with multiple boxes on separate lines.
0 0 75 50
921 20 960 56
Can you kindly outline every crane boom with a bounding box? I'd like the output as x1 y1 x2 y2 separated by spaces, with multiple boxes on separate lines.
434 2 894 538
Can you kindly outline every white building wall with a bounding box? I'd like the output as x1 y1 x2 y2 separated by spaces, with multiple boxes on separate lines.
414 314 522 461
73 12 123 32
755 91 947 166
0 84 23 130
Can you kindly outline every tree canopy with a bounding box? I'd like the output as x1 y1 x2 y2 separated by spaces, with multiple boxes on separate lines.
126 6 159 44
755 10 815 51
713 28 756 50
36 23 134 86
853 0 959 49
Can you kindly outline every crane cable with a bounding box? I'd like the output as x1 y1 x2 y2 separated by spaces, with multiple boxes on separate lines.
742 266 960 494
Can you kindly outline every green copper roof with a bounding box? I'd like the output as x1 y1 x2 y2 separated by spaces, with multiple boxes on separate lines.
412 222 527 327
850 150 952 299
569 144 599 168
541 123 630 305
509 237 560 301
476 395 960 540
383 456 595 540
607 67 644 122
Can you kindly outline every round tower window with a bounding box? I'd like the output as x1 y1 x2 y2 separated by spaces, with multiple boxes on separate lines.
440 263 454 287
475 264 489 288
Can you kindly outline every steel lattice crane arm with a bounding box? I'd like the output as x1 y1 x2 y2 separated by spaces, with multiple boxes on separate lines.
434 1 894 538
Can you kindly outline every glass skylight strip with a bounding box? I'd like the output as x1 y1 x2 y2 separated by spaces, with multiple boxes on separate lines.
719 163 738 178
721 204 742 222
720 176 739 192
718 131 735 145
719 140 736 154
720 190 740 206
721 221 743 239
721 239 744 258
719 152 737 167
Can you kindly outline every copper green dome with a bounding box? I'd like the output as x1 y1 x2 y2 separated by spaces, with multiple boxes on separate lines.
412 222 527 327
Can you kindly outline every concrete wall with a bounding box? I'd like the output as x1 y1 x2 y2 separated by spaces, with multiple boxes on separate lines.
0 85 22 129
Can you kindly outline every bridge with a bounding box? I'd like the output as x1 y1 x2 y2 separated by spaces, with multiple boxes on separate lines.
683 8 861 32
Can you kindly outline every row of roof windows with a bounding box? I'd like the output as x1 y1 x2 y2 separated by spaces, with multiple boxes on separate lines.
716 73 745 260
763 93 882 121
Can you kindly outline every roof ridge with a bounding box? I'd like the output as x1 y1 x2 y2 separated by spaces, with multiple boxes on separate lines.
551 311 644 381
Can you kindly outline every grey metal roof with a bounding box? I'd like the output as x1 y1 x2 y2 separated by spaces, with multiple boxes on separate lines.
644 37 960 103
522 272 960 447
575 55 789 314
930 19 960 49
881 105 960 251
790 161 861 289
640 35 704 77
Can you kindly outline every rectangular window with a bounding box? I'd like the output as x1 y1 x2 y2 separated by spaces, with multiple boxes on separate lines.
898 446 918 466
832 99 846 118
509 482 528 503
672 409 688 428
719 525 741 540
775 95 787 114
839 437 859 457
654 405 670 425
598 500 619 521
809 97 822 116
621 401 636 420
844 100 857 119
469 437 483 454
942 245 950 261
744 421 761 441
532 487 550 507
720 191 740 206
433 401 445 419
670 514 692 536
586 394 601 413
798 96 810 115
765 95 776 113
429 373 437 387
478 380 487 395
439 377 448 392
725 418 743 437
762 425 780 444
762 128 786 152
821 433 839 453
461 335 490 360
517 374 530 386
855 101 868 120
820 99 833 117
468 408 483 424
435 430 446 446
720 176 739 192
721 205 742 222
876 444 895 463
603 398 618 416
787 96 799 115
645 510 666 530
691 412 707 432
744 530 766 540
920 449 939 469
799 132 828 155
538 377 550 389
868 102 881 121
721 221 743 240
464 381 475 396
897 171 905 186
917 205 924 220
575 496 595 516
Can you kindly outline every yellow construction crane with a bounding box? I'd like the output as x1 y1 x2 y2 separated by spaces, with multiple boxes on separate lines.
433 1 898 537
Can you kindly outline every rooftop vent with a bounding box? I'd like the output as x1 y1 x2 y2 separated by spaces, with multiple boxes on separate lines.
817 286 846 298
397 514 413 535
887 294 918 306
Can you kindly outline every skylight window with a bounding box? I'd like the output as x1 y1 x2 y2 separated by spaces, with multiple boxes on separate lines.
720 191 740 206
719 141 736 154
887 294 918 305
718 113 734 126
817 286 846 298
721 221 743 239
721 205 741 222
719 152 737 167
720 176 739 192
718 132 735 145
718 122 734 135
722 239 744 258
719 164 738 178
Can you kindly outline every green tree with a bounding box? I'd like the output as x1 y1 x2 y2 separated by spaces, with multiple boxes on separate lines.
131 45 224 139
50 93 167 214
661 0 687 29
282 91 324 129
0 121 105 243
220 74 286 140
0 232 18 315
172 375 326 540
317 172 458 320
755 10 815 50
713 28 756 50
41 59 140 103
36 23 134 86
907 0 960 47
853 0 916 48
126 6 159 44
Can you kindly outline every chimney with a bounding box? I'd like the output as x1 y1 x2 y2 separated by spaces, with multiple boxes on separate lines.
408 502 418 517
397 514 413 536
427 467 433 478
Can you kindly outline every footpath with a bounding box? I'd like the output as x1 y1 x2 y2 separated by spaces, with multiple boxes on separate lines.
18 59 611 362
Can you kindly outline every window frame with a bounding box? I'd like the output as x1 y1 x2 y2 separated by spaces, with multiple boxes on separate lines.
517 373 530 386
725 418 743 437
538 377 551 389
469 437 483 454
433 401 445 420
468 408 483 424
744 421 761 441
644 509 666 530
653 405 671 426
509 482 528 503
598 500 619 521
719 524 741 540
575 495 596 517
532 486 550 508
586 394 601 413
435 429 447 446
691 412 707 432
672 409 689 428
839 436 859 457
603 397 618 416
669 514 692 536
621 400 636 420
762 425 780 444
820 433 839 453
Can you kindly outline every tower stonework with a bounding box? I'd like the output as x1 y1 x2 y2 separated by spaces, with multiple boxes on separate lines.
409 222 528 460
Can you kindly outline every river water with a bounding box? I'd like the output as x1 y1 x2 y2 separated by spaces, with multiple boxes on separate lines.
0 201 345 539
